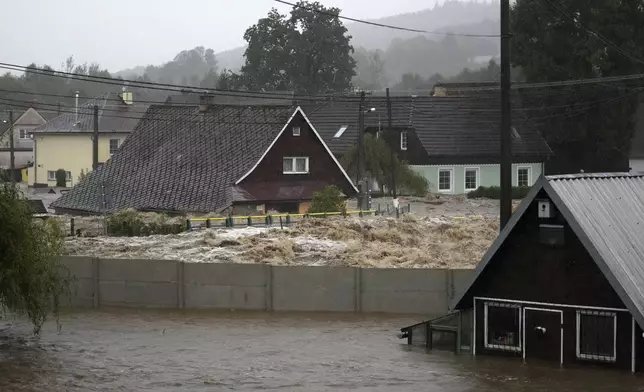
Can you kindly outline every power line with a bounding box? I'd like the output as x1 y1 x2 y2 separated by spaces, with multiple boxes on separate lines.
543 0 644 67
274 0 499 38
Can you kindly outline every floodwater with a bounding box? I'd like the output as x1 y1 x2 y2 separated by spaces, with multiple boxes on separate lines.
1 310 643 392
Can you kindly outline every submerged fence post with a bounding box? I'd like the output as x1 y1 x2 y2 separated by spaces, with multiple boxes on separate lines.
70 218 75 237
247 216 252 226
205 218 211 229
279 216 284 229
185 219 191 231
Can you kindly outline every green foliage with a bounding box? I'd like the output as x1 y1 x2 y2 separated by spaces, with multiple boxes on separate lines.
241 1 357 94
55 169 67 187
308 186 346 214
0 183 70 334
467 186 531 200
141 46 218 86
77 169 89 183
0 168 9 182
105 209 186 237
511 0 644 172
341 134 429 197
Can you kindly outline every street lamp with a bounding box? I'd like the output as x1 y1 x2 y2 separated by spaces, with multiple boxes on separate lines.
357 102 377 211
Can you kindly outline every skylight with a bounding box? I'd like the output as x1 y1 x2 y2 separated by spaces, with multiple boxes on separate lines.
334 125 349 138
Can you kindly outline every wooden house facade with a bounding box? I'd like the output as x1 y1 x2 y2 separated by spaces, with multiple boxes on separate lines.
403 173 644 372
452 173 644 371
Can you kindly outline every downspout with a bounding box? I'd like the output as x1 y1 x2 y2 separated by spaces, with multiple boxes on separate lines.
75 91 79 123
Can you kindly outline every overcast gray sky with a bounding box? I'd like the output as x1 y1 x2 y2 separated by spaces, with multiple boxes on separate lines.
0 0 437 72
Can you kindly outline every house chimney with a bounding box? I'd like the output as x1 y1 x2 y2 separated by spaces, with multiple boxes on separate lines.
199 93 214 113
75 91 79 122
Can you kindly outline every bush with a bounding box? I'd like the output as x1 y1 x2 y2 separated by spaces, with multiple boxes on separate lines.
467 186 531 199
106 209 186 237
0 182 71 334
397 166 430 197
308 186 346 214
55 168 67 187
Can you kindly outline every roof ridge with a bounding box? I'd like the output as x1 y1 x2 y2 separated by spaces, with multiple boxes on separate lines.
546 172 644 180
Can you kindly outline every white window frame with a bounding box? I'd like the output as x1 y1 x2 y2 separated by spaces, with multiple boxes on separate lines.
19 129 29 139
464 167 480 192
109 139 120 155
283 156 309 174
437 168 454 193
292 126 301 136
484 301 522 352
576 310 617 362
47 171 56 181
400 131 408 151
517 166 532 187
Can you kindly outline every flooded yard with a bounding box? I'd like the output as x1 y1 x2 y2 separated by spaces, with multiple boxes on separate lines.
1 309 643 391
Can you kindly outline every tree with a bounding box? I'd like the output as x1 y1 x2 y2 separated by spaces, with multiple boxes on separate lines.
0 183 70 334
241 1 357 94
55 169 67 187
341 134 429 197
511 0 644 173
308 186 346 214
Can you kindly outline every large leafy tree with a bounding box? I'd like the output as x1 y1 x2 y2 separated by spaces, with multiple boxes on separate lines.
241 1 357 94
511 0 644 173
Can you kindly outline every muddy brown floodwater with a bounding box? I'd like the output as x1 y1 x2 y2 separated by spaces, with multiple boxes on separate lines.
1 309 643 392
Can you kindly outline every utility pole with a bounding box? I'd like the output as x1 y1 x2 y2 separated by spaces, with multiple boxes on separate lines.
57 102 61 116
357 91 366 210
92 105 99 170
386 88 396 201
8 110 15 177
500 0 512 230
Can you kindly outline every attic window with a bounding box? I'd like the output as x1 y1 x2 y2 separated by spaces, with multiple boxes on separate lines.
511 127 521 140
334 125 349 138
292 126 301 136
400 131 408 151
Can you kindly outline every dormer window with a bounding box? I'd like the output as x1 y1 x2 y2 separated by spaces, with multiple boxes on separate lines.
292 126 301 136
400 131 408 151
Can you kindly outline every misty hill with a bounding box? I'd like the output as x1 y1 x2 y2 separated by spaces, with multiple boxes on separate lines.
114 1 500 85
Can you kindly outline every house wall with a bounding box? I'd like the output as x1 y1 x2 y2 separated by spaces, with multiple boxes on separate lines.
241 111 355 197
410 162 543 195
464 191 637 370
29 133 129 186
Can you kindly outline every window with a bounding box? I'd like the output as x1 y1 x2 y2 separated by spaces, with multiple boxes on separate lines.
109 139 120 154
517 166 532 187
438 168 453 192
283 157 309 174
333 125 348 138
464 168 479 191
19 129 29 139
484 302 522 352
576 310 617 362
66 171 72 181
292 126 301 136
400 131 408 151
47 171 56 181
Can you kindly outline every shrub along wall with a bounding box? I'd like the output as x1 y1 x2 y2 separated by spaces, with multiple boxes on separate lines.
466 186 530 200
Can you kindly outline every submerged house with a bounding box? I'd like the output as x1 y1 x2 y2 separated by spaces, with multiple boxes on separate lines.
51 103 357 215
403 172 644 372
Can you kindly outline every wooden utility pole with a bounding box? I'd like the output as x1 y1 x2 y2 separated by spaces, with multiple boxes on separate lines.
92 105 99 170
500 0 512 230
357 91 366 210
8 110 15 176
386 88 396 200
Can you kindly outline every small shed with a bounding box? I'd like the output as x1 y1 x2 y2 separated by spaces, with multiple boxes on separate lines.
404 172 644 372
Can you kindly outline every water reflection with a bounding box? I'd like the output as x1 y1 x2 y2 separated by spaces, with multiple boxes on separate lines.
0 309 642 391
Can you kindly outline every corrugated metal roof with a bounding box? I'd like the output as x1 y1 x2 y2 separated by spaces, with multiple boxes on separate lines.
546 172 644 327
452 171 644 328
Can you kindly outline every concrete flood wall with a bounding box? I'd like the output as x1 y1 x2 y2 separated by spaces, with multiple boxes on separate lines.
61 257 474 315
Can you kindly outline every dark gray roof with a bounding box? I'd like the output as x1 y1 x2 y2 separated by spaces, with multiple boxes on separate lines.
303 95 552 160
51 104 295 214
165 90 295 106
452 172 644 329
33 92 150 133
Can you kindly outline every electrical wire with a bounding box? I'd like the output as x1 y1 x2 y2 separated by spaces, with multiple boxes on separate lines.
274 0 499 38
